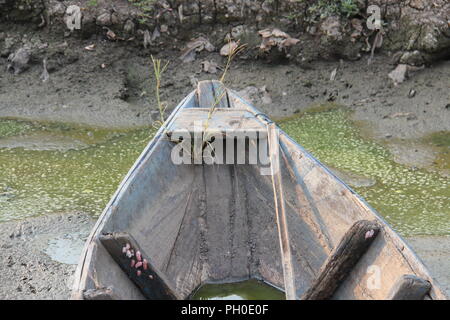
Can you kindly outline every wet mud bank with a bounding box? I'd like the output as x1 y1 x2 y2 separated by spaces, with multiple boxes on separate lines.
0 212 94 299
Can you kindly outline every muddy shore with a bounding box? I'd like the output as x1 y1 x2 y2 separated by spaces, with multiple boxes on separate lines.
0 212 93 299
1 40 449 173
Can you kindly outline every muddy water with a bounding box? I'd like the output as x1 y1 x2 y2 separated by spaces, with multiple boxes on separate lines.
0 110 448 237
0 118 156 222
192 280 285 300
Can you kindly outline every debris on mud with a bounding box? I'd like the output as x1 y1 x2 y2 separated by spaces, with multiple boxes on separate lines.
201 60 219 74
7 47 31 75
180 37 215 62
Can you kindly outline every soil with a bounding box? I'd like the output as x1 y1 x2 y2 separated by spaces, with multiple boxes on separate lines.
0 212 94 299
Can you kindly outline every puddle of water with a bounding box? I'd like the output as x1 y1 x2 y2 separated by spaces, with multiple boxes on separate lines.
44 231 89 265
191 280 285 300
279 108 450 236
0 119 156 222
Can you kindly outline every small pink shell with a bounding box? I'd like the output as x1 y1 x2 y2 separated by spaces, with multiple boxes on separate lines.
137 270 141 276
365 229 375 239
130 259 135 268
143 259 148 270
135 261 143 268
136 251 142 262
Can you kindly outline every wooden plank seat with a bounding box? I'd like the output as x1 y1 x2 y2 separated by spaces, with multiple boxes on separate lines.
166 108 268 140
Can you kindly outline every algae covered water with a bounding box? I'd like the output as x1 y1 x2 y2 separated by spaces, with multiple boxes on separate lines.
0 118 156 222
279 108 450 236
0 110 448 236
192 280 285 300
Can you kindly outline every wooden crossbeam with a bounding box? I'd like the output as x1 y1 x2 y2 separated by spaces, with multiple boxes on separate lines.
302 220 380 300
166 108 267 139
387 274 431 300
99 232 180 300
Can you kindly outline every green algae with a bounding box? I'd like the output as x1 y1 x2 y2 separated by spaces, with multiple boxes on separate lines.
278 108 450 237
192 279 285 300
423 131 450 171
0 119 34 138
0 119 156 222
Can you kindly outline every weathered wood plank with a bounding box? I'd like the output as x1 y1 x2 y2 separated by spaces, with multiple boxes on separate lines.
387 275 431 300
302 220 380 300
83 287 117 300
196 80 229 108
99 232 180 300
166 108 266 138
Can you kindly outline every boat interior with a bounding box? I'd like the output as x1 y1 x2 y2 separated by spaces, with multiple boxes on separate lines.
72 81 446 300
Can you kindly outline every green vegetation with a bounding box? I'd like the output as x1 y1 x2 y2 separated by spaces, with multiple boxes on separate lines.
128 0 155 24
425 131 450 148
423 131 450 171
87 0 98 7
150 55 169 127
0 119 33 138
308 0 360 19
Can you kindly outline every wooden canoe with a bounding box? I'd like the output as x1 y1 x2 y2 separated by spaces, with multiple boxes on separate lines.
72 80 448 300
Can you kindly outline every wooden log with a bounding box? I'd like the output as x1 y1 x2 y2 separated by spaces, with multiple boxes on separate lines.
83 287 117 300
99 232 180 300
387 275 431 300
302 220 380 300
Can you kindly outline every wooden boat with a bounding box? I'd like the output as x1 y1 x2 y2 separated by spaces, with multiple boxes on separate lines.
72 80 447 300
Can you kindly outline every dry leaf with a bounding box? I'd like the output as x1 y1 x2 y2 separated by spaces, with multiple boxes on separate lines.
281 37 300 47
201 60 218 74
220 41 238 56
271 28 289 38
